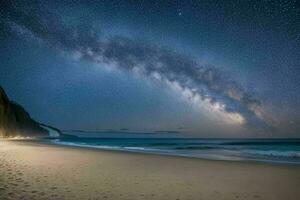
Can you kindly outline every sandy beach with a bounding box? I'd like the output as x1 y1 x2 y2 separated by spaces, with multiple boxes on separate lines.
1 140 300 200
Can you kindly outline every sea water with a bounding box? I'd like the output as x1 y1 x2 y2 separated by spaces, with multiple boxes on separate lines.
50 137 300 165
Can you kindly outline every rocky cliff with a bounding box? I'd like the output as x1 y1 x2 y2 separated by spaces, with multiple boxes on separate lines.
0 86 50 137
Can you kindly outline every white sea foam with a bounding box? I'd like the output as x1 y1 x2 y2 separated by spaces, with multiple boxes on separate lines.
9 136 34 140
52 140 124 150
242 150 300 158
50 139 300 165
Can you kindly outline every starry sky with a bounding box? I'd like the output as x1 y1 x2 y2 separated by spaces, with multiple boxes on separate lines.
0 0 299 137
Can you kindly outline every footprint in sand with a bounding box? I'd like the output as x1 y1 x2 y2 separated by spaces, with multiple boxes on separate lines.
39 192 46 196
8 192 14 196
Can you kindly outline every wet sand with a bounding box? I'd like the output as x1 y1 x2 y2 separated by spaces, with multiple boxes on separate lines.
1 139 300 200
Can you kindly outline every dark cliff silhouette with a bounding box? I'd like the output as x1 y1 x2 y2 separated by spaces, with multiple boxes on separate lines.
0 86 54 137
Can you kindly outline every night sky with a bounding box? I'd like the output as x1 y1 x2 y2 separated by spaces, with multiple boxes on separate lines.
0 0 299 137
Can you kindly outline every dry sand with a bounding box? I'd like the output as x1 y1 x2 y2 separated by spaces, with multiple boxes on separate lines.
1 139 300 200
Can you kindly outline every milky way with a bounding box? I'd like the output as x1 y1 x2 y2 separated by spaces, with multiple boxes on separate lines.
1 0 299 137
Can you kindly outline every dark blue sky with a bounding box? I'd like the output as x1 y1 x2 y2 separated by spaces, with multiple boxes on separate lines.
0 0 299 137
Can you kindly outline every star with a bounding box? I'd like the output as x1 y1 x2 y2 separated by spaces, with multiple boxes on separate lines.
177 8 182 16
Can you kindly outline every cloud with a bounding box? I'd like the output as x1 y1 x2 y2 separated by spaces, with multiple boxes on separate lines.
1 3 269 130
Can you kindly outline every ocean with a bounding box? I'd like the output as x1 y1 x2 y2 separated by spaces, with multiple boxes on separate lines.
50 137 300 165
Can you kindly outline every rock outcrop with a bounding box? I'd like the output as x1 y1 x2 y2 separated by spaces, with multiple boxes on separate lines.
0 86 50 137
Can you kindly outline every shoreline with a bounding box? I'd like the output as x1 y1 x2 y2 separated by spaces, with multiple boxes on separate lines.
6 138 300 167
1 139 300 199
46 138 300 166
